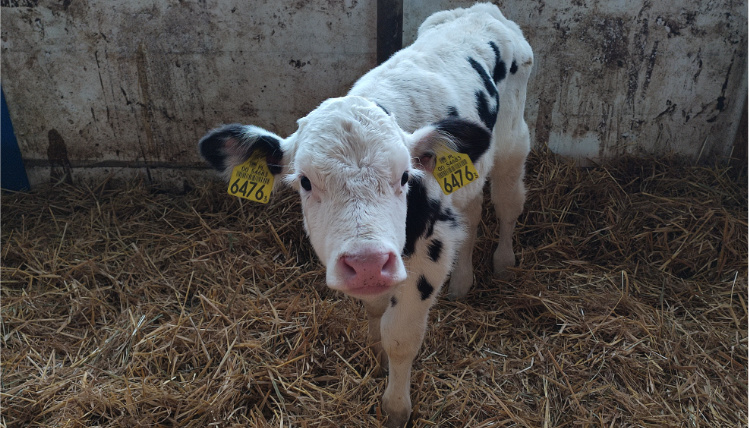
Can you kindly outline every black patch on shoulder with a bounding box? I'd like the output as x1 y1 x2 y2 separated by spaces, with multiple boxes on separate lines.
468 57 497 97
434 117 492 163
510 60 518 75
488 42 507 82
428 239 443 262
437 207 459 228
447 106 459 117
403 176 441 257
425 214 438 239
390 296 398 307
199 124 283 175
417 275 434 300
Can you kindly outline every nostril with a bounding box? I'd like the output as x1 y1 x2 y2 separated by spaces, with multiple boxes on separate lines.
339 256 358 279
381 252 398 277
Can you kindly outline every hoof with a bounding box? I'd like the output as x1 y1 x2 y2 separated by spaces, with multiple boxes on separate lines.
383 393 412 428
493 248 516 277
446 270 473 300
383 409 411 428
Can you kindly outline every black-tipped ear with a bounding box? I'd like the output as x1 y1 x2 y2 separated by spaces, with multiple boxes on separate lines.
409 118 492 172
198 124 285 178
432 117 492 163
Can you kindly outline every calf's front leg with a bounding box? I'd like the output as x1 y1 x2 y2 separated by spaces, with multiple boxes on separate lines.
447 193 483 299
364 298 389 376
379 281 437 427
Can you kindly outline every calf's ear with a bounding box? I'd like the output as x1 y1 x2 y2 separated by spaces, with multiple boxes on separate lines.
199 124 285 180
408 117 491 173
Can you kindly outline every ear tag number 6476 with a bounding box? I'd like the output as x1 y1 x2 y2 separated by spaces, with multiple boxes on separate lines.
228 151 274 204
432 148 479 195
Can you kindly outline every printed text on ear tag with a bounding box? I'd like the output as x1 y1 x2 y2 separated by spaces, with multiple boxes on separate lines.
432 148 479 195
228 151 274 204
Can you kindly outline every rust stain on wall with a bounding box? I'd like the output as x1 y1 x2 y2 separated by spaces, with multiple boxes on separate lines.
135 42 157 164
47 129 73 184
535 93 554 146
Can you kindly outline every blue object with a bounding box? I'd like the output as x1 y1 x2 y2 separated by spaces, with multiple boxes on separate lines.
1 88 30 191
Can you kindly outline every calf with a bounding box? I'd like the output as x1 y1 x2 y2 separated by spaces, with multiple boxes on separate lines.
198 3 532 426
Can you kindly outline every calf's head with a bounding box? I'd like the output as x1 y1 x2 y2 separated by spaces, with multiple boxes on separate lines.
199 96 489 300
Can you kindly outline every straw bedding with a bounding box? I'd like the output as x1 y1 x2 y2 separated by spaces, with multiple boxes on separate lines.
2 149 746 427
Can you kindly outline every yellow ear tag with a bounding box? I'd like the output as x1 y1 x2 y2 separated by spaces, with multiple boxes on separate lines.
432 148 479 195
227 151 274 204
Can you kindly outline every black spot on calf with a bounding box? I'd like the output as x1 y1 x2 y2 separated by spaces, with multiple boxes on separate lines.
447 106 459 117
464 54 499 132
199 124 245 172
403 176 441 257
417 275 434 300
510 60 518 75
374 101 390 115
475 90 499 132
199 124 284 174
434 117 492 162
468 57 497 97
428 239 443 262
488 42 507 82
390 296 398 307
257 136 284 175
437 207 459 228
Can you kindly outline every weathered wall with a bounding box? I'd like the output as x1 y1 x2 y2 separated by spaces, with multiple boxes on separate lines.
407 0 748 163
1 0 746 186
1 0 375 185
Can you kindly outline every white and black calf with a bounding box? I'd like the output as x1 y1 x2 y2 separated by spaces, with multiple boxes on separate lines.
198 4 532 427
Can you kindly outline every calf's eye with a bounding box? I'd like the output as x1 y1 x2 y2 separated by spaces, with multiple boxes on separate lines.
400 171 409 186
300 176 312 191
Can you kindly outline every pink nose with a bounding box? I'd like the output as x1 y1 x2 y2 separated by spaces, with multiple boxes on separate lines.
336 250 400 294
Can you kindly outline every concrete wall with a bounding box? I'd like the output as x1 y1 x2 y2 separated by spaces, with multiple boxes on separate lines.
1 0 376 185
406 0 747 163
2 0 746 187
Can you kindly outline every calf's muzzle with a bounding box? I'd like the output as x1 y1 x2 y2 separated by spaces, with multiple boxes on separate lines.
332 244 405 297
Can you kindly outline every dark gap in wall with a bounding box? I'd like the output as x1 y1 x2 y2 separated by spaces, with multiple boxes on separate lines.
377 0 403 65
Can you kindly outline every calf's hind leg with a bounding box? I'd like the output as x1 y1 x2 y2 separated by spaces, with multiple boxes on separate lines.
490 148 527 275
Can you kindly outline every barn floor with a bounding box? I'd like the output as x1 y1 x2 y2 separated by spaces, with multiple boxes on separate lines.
2 150 747 427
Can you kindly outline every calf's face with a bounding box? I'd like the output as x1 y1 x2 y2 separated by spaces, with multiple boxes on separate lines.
199 96 489 300
286 98 411 298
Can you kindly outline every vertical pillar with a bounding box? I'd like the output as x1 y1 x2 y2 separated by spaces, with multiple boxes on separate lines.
377 0 403 65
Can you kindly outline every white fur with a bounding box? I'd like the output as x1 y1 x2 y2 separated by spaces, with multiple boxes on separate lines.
279 97 412 293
